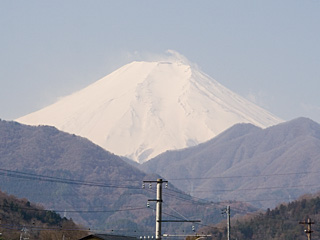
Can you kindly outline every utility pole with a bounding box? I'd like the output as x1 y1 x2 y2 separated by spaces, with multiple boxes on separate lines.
222 205 230 240
299 218 314 240
156 178 163 240
143 178 167 240
227 205 230 240
19 227 29 240
143 179 201 239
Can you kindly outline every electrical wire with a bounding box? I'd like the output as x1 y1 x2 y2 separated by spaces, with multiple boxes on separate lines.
166 170 320 181
0 204 148 214
0 168 142 190
1 167 319 226
1 167 317 204
190 183 320 193
144 182 306 211
0 223 89 232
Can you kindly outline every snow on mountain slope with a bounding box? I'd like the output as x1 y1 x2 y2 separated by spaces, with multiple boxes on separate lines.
17 53 283 163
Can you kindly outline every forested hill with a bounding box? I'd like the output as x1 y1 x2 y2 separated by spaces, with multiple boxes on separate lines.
194 193 320 240
0 120 254 234
0 189 88 240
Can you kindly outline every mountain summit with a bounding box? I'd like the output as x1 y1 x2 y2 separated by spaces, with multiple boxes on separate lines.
17 52 282 163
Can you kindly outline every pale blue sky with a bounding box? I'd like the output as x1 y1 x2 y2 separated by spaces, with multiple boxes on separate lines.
1 0 319 123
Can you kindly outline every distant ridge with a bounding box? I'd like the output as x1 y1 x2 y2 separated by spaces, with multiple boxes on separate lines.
141 117 320 208
17 51 282 163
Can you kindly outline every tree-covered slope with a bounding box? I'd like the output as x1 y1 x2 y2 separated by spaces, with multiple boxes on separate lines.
196 193 320 240
0 189 88 240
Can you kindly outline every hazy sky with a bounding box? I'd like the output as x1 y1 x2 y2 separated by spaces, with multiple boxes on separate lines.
1 0 319 123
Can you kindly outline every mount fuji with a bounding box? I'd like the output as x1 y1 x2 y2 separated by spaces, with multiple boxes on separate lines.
17 52 282 163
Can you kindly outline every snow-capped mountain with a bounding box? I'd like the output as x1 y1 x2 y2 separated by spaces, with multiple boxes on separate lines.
17 53 282 163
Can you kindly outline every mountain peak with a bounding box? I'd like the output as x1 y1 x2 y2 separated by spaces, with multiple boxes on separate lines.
17 52 283 163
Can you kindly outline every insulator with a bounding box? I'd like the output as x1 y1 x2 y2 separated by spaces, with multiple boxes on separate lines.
192 225 195 232
149 183 152 189
165 183 168 188
147 202 150 208
142 183 145 189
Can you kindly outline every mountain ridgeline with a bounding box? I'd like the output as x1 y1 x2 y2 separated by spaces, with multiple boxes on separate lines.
0 119 252 235
141 117 320 209
0 119 151 231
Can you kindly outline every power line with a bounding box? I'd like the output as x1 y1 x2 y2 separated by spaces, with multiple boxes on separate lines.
0 222 89 232
164 188 304 207
1 168 318 197
1 168 318 216
165 188 207 203
153 187 302 210
0 168 142 190
0 204 147 214
143 184 205 205
166 170 320 181
182 183 320 193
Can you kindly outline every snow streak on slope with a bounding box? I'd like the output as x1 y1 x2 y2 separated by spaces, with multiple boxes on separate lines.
17 55 283 163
